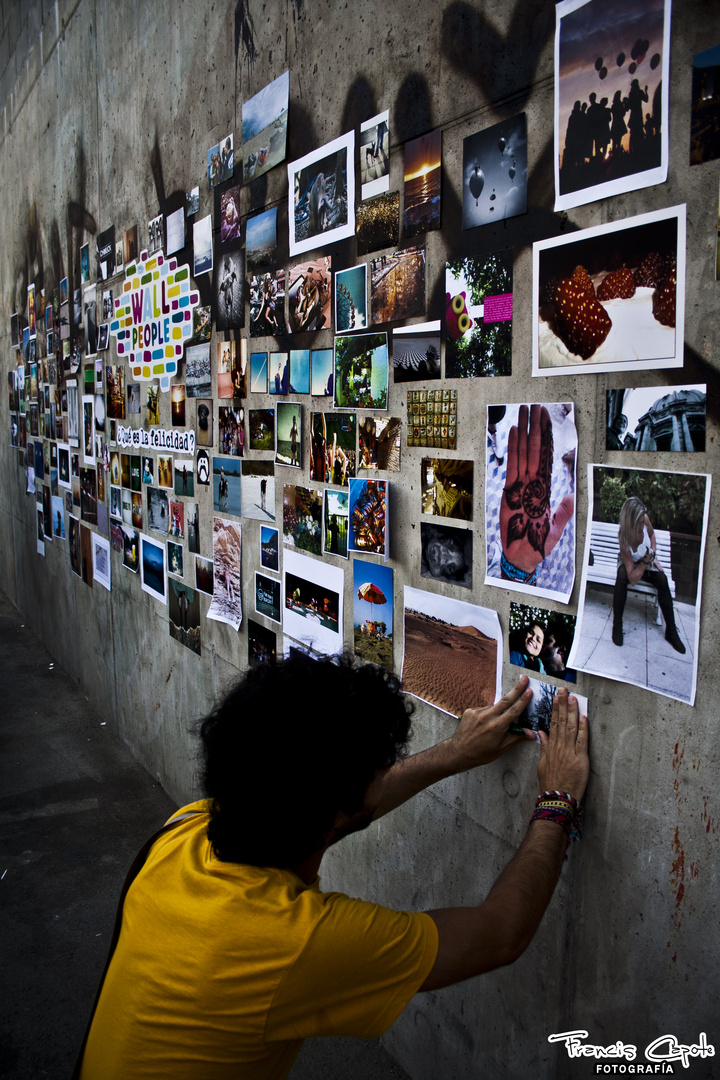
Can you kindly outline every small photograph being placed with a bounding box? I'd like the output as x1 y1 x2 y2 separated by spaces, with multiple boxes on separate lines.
462 114 527 230
606 385 706 452
509 602 578 683
514 677 588 735
421 458 473 520
568 464 710 706
371 246 425 326
420 521 472 589
393 321 441 383
403 130 442 237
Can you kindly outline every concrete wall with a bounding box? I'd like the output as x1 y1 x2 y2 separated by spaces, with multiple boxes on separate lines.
1 1 718 1076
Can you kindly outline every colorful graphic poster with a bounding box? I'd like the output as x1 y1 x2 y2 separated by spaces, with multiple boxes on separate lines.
309 412 356 486
260 525 279 571
288 258 332 334
283 549 344 655
335 265 367 333
323 489 349 559
282 483 322 554
509 602 578 683
360 111 390 200
348 478 388 558
392 321 441 383
334 333 388 410
533 206 685 376
445 252 513 378
241 460 275 522
207 517 242 630
421 458 473 521
690 44 720 165
484 403 577 603
554 0 670 210
358 416 401 472
403 129 442 237
402 586 502 716
169 580 201 655
606 385 706 452
213 456 242 516
569 465 710 707
242 71 289 183
354 560 393 667
421 521 472 589
462 115 527 229
288 131 355 256
255 571 282 624
371 246 425 325
140 534 167 604
246 208 278 272
248 618 277 667
357 192 400 257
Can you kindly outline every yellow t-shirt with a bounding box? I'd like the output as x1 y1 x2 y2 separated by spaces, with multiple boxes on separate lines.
80 802 438 1080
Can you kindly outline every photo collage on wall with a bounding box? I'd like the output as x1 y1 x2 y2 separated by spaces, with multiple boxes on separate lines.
9 10 713 712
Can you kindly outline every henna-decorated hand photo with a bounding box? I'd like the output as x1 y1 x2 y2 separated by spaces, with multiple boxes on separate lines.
500 405 575 576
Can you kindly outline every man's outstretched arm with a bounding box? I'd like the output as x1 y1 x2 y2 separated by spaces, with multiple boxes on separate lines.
366 678 535 823
418 689 589 990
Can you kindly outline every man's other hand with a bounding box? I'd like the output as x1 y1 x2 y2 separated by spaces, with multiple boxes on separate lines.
537 689 589 802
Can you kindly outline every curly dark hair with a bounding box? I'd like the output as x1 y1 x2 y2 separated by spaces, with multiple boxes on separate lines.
199 652 413 868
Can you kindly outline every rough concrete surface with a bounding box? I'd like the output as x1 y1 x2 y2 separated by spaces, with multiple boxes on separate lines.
0 1 718 1078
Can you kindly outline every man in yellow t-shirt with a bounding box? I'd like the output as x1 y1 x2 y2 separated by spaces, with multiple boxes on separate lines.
79 652 589 1079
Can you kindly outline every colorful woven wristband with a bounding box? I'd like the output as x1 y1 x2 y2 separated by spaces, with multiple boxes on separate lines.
531 789 583 844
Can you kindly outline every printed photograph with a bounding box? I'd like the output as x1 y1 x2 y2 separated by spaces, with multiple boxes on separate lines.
514 678 588 735
218 185 242 244
569 465 709 706
168 540 184 578
96 227 115 280
275 402 302 469
310 412 356 486
140 534 167 604
165 208 185 256
445 251 513 378
335 265 367 333
357 192 400 257
122 525 139 573
485 403 577 603
606 385 706 452
393 321 441 383
213 456 242 516
323 489 349 559
92 534 111 591
249 408 274 451
421 521 472 589
194 554 214 596
354 560 393 667
147 486 169 534
214 244 245 331
241 460 275 522
169 580 201 656
171 384 186 427
360 111 390 200
509 602 578 683
207 517 243 631
168 499 184 539
533 206 685 376
334 333 388 410
690 44 720 165
187 503 200 554
80 244 90 284
185 344 212 398
246 208 278 272
197 399 213 447
217 341 236 399
250 352 269 394
348 478 388 557
311 349 334 397
193 215 213 276
250 270 286 338
283 549 343 655
255 571 282 624
403 129 441 237
288 131 355 256
248 619 277 667
148 214 164 255
422 458 473 520
242 71 289 183
371 246 426 325
260 525 279 572
358 415 401 471
84 287 97 356
269 352 289 395
218 405 245 457
402 586 502 716
282 483 322 554
207 133 234 188
288 257 332 333
157 455 173 489
186 187 200 216
123 225 138 266
554 0 670 210
462 115 527 229
289 350 310 395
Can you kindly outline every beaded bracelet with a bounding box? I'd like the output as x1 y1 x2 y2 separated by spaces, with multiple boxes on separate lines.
531 789 583 844
501 550 539 586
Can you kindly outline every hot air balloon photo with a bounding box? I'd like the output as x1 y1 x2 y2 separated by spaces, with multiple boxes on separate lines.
462 115 527 230
353 560 393 667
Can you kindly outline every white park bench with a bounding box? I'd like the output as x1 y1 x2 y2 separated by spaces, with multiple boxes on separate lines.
587 520 675 625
